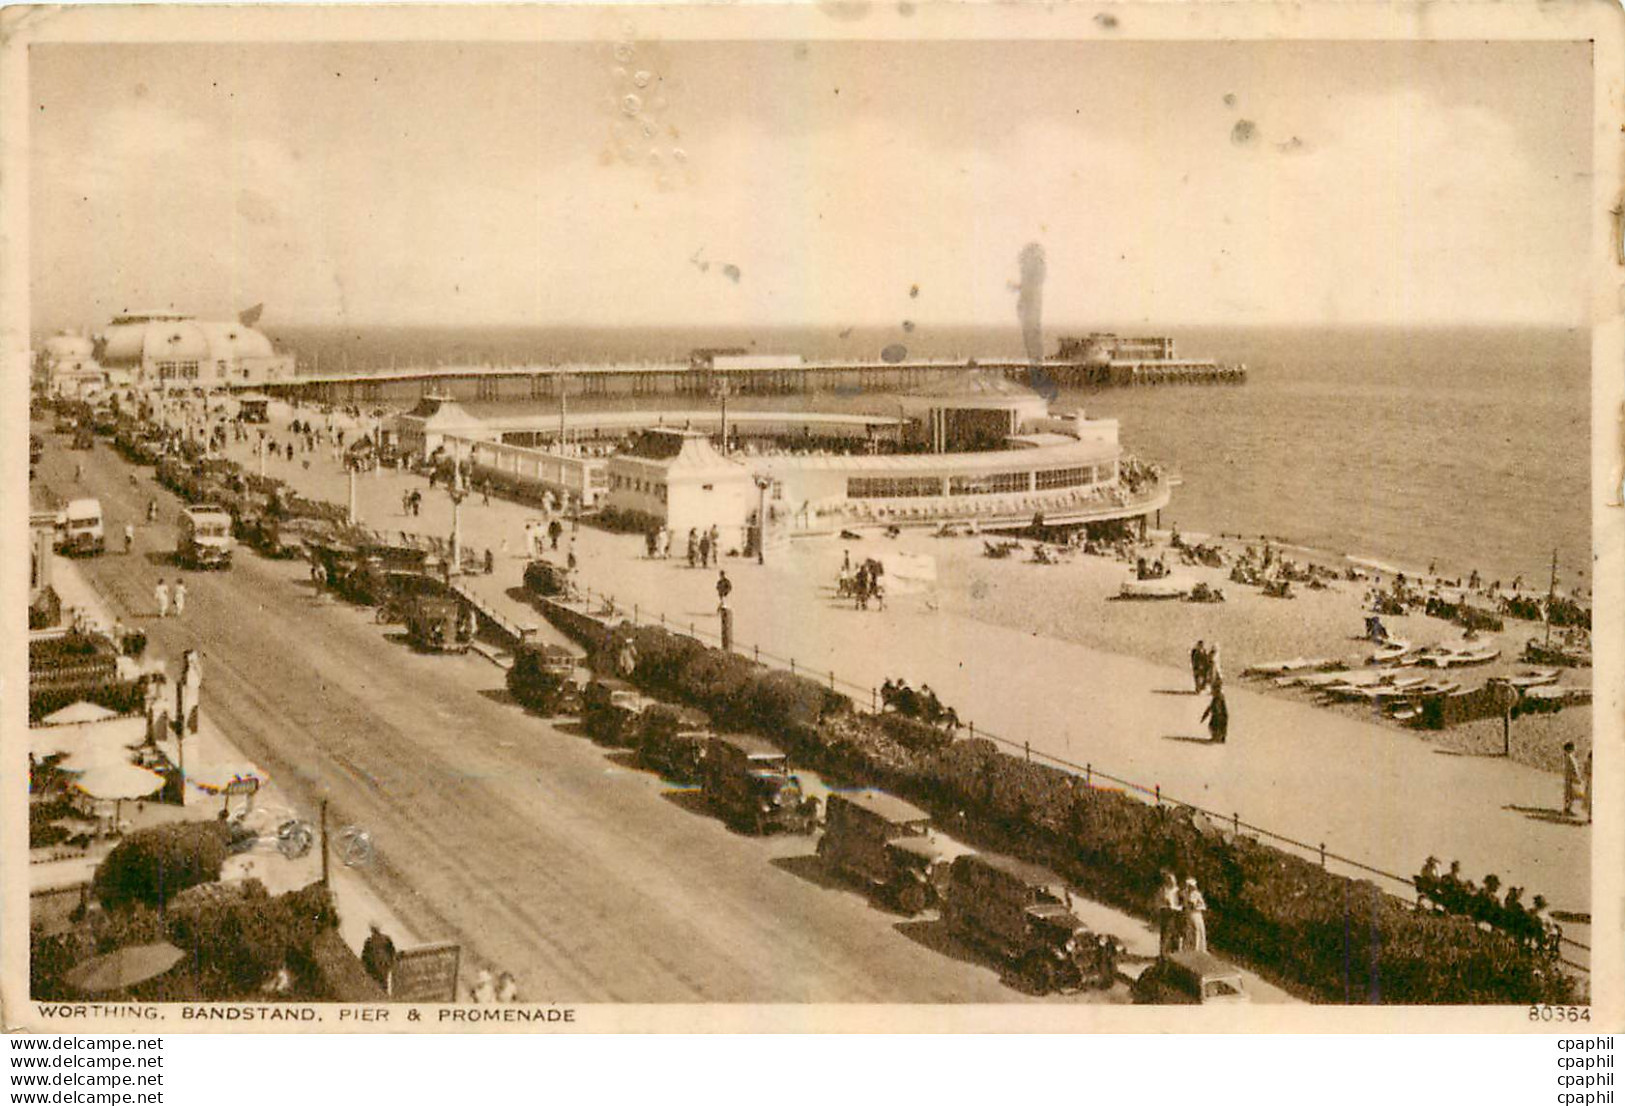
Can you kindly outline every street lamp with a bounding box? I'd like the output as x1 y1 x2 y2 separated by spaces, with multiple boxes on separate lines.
753 474 772 565
447 449 468 576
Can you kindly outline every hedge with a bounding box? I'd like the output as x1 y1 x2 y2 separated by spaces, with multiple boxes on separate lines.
542 601 1575 1006
92 821 231 910
30 678 149 725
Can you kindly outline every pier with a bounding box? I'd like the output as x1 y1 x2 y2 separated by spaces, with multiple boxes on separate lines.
249 356 1246 406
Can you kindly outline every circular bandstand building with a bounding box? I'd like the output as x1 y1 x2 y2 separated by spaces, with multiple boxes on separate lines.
405 370 1170 548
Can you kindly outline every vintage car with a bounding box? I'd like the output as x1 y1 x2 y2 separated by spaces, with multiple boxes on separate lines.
1130 950 1250 1005
177 505 234 569
940 853 1120 994
636 703 711 783
817 789 951 914
522 558 570 598
506 642 582 715
404 595 474 654
581 677 650 746
701 733 819 835
57 498 105 557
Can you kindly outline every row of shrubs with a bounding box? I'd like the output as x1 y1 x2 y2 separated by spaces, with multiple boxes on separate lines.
552 604 1576 1005
30 676 150 726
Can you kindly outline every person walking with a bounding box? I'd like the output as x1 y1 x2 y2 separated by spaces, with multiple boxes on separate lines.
1152 870 1183 957
1190 639 1207 692
716 569 733 610
699 531 712 569
123 522 135 556
1206 641 1223 689
687 528 698 568
154 578 170 619
1201 685 1228 744
1182 877 1209 953
548 518 563 552
172 579 187 617
1562 742 1584 818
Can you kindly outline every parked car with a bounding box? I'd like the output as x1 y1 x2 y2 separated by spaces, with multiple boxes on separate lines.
940 853 1120 994
817 789 951 914
581 677 649 746
57 498 104 556
1130 950 1249 1005
404 596 474 654
507 642 582 715
177 505 234 569
701 733 819 835
636 703 711 782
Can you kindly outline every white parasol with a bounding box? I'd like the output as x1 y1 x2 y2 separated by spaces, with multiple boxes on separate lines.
39 701 119 726
64 942 185 994
72 762 165 802
31 716 149 764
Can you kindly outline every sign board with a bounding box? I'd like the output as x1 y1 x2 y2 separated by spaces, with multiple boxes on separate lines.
391 941 461 1003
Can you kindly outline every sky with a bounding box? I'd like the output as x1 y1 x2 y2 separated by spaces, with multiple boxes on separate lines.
28 38 1592 333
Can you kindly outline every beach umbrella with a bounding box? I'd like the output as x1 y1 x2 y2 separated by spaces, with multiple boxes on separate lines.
40 701 119 726
32 717 148 764
72 762 164 800
71 762 165 829
64 942 185 994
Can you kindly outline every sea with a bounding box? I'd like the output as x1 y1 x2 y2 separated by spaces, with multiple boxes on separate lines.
266 323 1592 587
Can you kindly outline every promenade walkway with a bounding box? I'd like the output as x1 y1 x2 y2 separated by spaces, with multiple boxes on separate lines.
212 419 1592 945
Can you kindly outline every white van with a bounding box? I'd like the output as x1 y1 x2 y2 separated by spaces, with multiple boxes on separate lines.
58 498 104 556
178 505 234 569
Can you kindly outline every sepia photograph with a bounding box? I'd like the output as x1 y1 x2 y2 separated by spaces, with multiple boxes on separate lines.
5 2 1620 1035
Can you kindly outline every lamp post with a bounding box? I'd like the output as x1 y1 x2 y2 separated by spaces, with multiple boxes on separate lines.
447 449 468 576
346 459 358 525
753 474 771 565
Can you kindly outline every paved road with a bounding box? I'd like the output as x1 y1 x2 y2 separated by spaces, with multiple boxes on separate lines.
36 430 1131 1004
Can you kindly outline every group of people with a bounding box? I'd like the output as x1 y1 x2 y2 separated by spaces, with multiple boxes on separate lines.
1190 639 1228 744
837 551 886 610
153 577 187 619
1413 858 1563 954
879 678 959 729
685 525 724 569
1150 870 1210 956
644 526 672 560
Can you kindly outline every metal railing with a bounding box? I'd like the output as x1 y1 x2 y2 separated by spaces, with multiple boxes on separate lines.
567 584 1590 974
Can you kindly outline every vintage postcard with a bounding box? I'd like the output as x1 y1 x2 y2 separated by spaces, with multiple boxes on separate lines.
2 1 1621 1034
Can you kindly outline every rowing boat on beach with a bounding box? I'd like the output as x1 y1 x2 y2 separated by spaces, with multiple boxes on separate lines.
1369 639 1418 665
1413 645 1501 668
1242 657 1342 678
1118 576 1192 600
